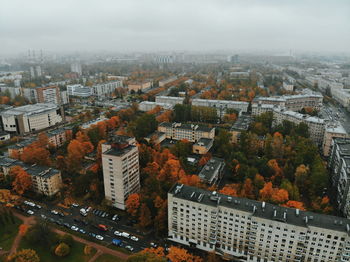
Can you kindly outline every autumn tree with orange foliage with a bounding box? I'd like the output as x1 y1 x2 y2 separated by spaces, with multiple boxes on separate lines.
126 193 140 217
283 200 306 211
138 203 152 229
21 144 51 166
66 136 94 172
11 166 32 195
219 184 238 197
156 110 172 123
142 247 165 258
167 246 203 262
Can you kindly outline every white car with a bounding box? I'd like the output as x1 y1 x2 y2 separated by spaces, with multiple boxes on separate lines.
28 202 36 207
35 204 42 209
71 226 79 231
95 235 104 241
114 230 122 236
51 210 58 215
125 245 134 252
27 210 34 215
130 236 139 241
72 203 79 207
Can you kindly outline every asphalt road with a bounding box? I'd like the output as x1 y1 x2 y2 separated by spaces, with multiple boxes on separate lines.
16 201 155 253
322 103 350 133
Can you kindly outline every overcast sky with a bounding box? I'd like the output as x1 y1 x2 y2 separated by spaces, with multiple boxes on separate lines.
0 0 349 55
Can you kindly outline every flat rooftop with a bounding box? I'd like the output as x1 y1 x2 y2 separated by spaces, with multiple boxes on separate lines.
230 115 252 131
170 183 350 233
194 138 213 149
1 103 59 117
159 122 214 133
198 157 225 183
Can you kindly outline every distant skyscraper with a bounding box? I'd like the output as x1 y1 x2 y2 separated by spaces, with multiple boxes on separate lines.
71 62 82 76
30 66 35 78
35 65 42 77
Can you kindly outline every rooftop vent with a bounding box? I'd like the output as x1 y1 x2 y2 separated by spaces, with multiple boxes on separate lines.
262 201 266 210
190 192 196 199
273 210 277 218
296 209 300 217
283 212 287 221
227 197 232 202
197 193 204 202
174 184 184 194
253 205 257 214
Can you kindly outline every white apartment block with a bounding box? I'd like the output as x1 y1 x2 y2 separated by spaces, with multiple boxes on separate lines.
0 103 63 134
92 81 123 98
155 96 184 106
0 84 21 98
158 122 215 143
252 104 277 116
273 108 325 146
139 101 173 112
67 84 92 97
323 123 348 157
253 94 323 112
329 138 350 218
282 81 294 92
168 183 350 262
192 99 249 117
101 135 140 210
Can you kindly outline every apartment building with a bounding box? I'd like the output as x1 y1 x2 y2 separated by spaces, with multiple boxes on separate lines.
47 127 73 148
0 103 63 134
253 93 323 112
101 135 140 210
36 86 61 104
7 138 36 158
0 156 62 196
168 183 350 262
331 88 350 108
193 138 213 155
251 104 277 116
230 114 252 143
139 101 173 112
0 84 21 98
328 138 350 218
92 81 123 98
155 96 184 106
67 84 92 97
282 81 294 92
158 122 215 143
191 99 249 117
323 123 348 157
159 76 178 87
273 108 326 146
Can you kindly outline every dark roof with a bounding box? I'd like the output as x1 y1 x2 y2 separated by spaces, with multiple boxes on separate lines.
159 122 214 133
169 183 350 233
198 157 225 183
0 156 60 179
0 131 9 136
7 138 36 150
104 145 135 157
194 138 213 149
230 115 252 132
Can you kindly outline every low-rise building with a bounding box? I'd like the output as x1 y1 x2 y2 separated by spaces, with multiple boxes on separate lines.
101 135 140 210
144 131 166 144
155 96 184 106
230 115 252 143
328 138 350 217
128 81 153 92
47 127 73 148
323 123 348 157
0 103 63 134
0 131 10 142
159 76 178 87
273 108 326 146
282 81 294 92
251 104 277 116
0 156 62 196
158 122 215 143
193 138 213 155
198 157 225 185
139 101 173 112
92 81 123 98
168 183 350 262
7 138 36 158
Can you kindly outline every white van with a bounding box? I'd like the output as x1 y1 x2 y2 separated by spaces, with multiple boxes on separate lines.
80 208 87 217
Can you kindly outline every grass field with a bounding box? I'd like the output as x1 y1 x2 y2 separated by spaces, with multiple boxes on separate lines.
95 253 126 262
0 216 21 251
19 238 96 262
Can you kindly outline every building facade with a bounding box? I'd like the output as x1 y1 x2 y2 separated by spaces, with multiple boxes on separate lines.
0 103 63 134
101 135 140 210
127 81 153 92
139 101 173 112
192 99 249 116
67 84 92 97
323 123 348 157
168 183 350 262
328 138 350 218
158 122 215 143
155 96 184 106
36 86 61 104
92 81 123 98
198 157 225 185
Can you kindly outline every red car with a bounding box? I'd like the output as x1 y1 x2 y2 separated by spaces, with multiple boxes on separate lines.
97 224 108 231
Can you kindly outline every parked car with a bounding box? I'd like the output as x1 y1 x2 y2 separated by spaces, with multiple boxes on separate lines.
112 214 119 221
95 235 104 241
121 232 130 238
35 204 42 209
64 223 70 228
150 242 158 248
89 232 96 238
97 224 108 232
112 239 122 246
71 203 79 208
125 245 134 252
79 229 86 234
130 236 139 241
71 225 79 231
51 210 58 215
114 230 122 236
27 210 34 215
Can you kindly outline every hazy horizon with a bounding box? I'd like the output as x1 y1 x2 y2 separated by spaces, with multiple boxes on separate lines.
1 0 349 56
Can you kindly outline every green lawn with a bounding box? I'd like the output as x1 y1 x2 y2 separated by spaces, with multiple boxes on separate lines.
19 238 96 262
95 253 126 262
0 217 21 251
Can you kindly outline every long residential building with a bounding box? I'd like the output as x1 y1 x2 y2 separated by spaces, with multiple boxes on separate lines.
101 135 140 210
0 103 64 134
323 123 348 157
0 156 62 196
67 84 92 97
36 86 61 104
328 138 350 218
168 183 350 262
155 96 184 106
92 81 123 98
139 101 173 112
273 108 326 146
158 122 215 142
192 99 249 116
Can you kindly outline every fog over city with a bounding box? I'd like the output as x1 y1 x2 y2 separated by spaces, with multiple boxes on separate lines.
1 0 349 55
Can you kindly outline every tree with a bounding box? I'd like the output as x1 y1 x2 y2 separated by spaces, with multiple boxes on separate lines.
271 132 284 158
309 156 328 197
128 113 157 140
206 251 220 262
7 249 40 262
127 252 166 262
271 188 289 204
11 167 32 195
241 178 255 199
138 203 152 229
21 145 51 166
84 245 93 256
60 234 74 247
55 242 70 257
126 193 140 217
167 246 202 262
259 182 274 201
283 200 306 211
294 164 309 196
